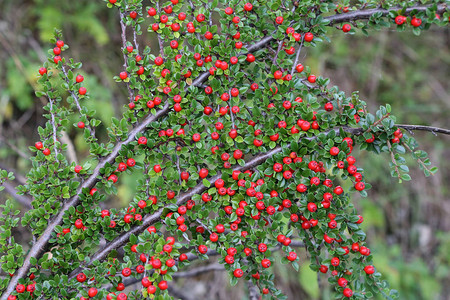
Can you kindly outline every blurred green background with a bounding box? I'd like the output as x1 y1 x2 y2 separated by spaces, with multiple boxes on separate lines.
0 0 449 299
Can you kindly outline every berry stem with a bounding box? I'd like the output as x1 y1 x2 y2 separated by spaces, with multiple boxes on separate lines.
387 140 402 182
401 140 432 174
365 113 390 133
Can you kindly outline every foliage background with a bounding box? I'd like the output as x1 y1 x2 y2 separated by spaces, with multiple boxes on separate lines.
0 0 448 299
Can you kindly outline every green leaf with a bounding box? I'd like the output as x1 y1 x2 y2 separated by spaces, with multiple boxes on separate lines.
401 174 411 181
203 179 211 188
230 276 238 286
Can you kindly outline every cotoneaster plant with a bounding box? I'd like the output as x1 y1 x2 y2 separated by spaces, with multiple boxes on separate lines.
0 0 449 299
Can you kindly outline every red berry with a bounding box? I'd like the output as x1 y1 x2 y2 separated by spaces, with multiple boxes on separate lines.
88 287 98 297
205 31 213 40
233 268 243 277
199 168 208 178
343 288 353 298
395 15 406 25
355 182 365 191
26 284 35 293
307 202 317 212
330 147 339 156
138 136 147 145
261 258 271 268
77 273 87 283
287 251 297 261
246 54 255 62
196 14 205 22
342 24 351 32
274 70 283 79
117 293 127 300
154 56 164 66
75 219 83 229
129 11 137 19
319 265 328 273
364 265 375 274
304 32 314 42
35 141 43 149
411 17 422 27
16 284 26 294
198 244 208 254
338 277 348 287
307 75 316 83
158 281 168 290
331 257 340 266
148 7 157 16
79 87 87 95
75 74 84 83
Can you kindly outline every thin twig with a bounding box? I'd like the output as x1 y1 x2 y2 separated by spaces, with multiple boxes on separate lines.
47 97 59 163
0 136 29 160
325 4 447 25
60 65 96 138
290 36 305 75
365 113 391 133
401 140 433 173
387 140 401 181
176 154 182 185
396 124 450 136
155 2 166 59
119 10 134 103
2 181 32 209
188 0 202 41
133 27 139 53
196 218 212 234
272 40 283 65
174 263 224 278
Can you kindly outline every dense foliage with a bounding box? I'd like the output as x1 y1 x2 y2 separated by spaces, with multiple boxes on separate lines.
0 0 448 299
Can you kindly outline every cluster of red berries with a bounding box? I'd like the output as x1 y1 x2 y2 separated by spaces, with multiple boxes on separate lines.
11 274 36 299
391 128 403 144
395 15 422 27
34 141 50 156
38 39 87 96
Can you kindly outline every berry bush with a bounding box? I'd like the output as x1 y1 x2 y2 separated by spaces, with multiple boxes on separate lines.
1 0 449 299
